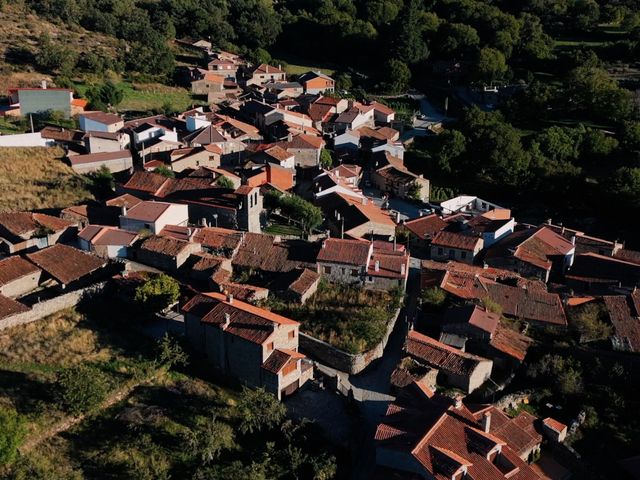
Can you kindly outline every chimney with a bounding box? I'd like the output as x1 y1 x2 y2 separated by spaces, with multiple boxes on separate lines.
374 260 380 272
187 227 192 238
363 197 368 205
454 396 463 409
223 312 231 329
41 80 47 90
401 263 406 275
571 235 576 245
546 218 552 225
226 292 233 304
322 240 326 249
395 211 401 223
482 412 491 433
121 205 127 216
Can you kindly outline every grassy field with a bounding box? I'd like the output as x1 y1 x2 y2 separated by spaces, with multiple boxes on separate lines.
263 222 303 237
271 51 336 76
263 282 402 354
0 147 94 212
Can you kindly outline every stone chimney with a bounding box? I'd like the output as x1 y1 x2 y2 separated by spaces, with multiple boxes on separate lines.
223 313 231 329
454 396 463 409
374 260 380 272
482 411 491 433
226 292 233 304
121 205 127 216
401 263 406 275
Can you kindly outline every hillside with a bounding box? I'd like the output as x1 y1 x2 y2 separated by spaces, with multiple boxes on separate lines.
0 147 94 212
0 4 119 88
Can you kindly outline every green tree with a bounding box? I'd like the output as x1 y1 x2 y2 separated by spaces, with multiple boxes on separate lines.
334 72 353 92
427 129 466 174
87 81 124 110
135 274 180 313
230 0 282 49
55 364 110 415
383 59 411 94
157 334 189 369
475 47 507 82
621 121 640 152
609 167 640 207
518 13 553 60
184 415 235 465
89 164 115 196
35 34 78 75
421 287 447 308
569 302 612 343
278 195 323 234
391 0 428 64
320 149 333 169
236 387 286 434
407 181 422 201
0 407 26 467
216 175 235 189
436 23 480 57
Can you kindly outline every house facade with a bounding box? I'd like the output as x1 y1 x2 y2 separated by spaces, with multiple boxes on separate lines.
183 292 312 399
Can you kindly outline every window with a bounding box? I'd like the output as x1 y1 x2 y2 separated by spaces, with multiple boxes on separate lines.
324 266 332 274
438 247 443 255
288 330 296 340
460 251 467 259
342 268 346 275
266 342 274 352
249 195 253 208
449 249 455 259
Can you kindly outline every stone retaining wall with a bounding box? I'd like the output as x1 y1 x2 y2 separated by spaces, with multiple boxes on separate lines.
299 307 402 374
0 283 106 332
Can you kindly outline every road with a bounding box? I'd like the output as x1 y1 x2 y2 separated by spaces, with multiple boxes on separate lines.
348 259 422 479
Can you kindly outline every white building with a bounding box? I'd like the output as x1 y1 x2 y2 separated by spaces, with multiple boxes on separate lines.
119 201 189 234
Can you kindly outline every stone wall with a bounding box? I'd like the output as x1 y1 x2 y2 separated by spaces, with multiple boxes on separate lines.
299 307 402 374
0 282 105 332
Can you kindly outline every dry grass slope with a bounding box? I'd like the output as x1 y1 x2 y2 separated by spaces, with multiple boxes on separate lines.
0 147 94 212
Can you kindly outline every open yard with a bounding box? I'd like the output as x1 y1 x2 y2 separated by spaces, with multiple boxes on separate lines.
0 147 94 212
263 282 402 354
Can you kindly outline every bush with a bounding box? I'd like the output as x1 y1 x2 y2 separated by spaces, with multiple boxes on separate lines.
0 407 26 467
216 176 235 189
236 387 286 434
54 364 110 415
156 334 189 369
134 274 180 313
421 287 446 307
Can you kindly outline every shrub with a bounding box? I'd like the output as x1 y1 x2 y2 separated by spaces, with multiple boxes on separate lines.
156 334 189 369
154 165 175 178
54 364 110 415
421 287 447 307
134 274 180 313
236 387 286 434
216 175 235 189
0 407 26 467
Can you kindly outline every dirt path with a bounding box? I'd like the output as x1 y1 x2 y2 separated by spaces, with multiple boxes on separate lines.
20 370 163 453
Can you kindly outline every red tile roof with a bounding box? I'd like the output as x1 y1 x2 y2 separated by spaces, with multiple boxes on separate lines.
368 248 409 279
0 212 74 239
432 230 482 251
106 194 142 209
406 330 490 377
317 238 371 266
182 292 297 344
26 244 106 285
193 227 243 254
404 214 448 240
489 323 533 362
262 348 305 374
0 294 30 319
0 256 40 286
80 111 123 125
603 295 640 353
122 171 169 195
442 305 499 336
123 201 173 222
140 235 193 257
69 150 132 166
288 268 321 296
543 417 567 433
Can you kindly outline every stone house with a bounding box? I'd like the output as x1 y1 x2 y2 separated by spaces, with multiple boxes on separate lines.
297 71 335 94
243 63 287 86
83 131 130 153
168 146 221 173
0 256 42 298
441 304 500 342
399 214 448 250
135 235 202 271
430 230 484 265
371 164 430 202
25 244 107 290
182 292 313 399
0 212 77 255
405 330 493 393
275 134 325 168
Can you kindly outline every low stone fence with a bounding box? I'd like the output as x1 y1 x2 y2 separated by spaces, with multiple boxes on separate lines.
299 307 402 374
0 282 106 332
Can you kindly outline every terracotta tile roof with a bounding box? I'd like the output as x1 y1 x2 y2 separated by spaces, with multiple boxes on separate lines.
79 225 137 246
184 124 227 145
26 244 105 285
234 185 255 195
603 295 640 352
39 126 84 142
375 385 542 480
217 281 268 302
317 238 371 266
193 227 243 253
543 417 567 433
443 305 499 336
368 248 409 279
339 194 397 228
369 101 395 116
283 133 325 150
404 214 448 240
140 235 193 257
69 150 132 166
484 281 567 326
406 330 490 377
614 249 640 265
262 348 305 374
234 234 318 272
489 323 532 362
307 103 333 122
330 164 362 179
432 230 482 251
0 294 30 319
122 201 173 222
0 213 73 240
288 268 321 296
123 171 169 195
106 194 142 209
80 111 123 125
188 252 226 272
0 256 40 286
252 63 285 75
182 291 297 344
264 145 293 162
